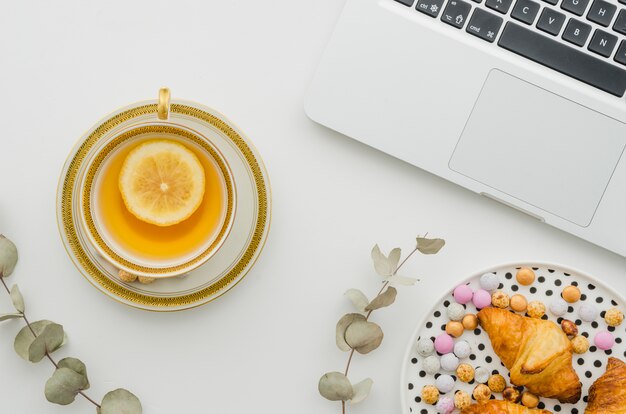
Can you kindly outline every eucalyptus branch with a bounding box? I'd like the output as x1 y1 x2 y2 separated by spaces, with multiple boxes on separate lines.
318 236 445 412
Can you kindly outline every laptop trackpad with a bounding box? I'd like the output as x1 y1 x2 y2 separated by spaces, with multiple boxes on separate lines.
449 70 626 227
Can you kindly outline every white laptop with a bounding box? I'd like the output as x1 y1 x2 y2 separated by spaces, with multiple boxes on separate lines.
305 0 626 257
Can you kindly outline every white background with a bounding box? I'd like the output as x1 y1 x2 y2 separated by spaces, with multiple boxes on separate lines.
1 1 625 413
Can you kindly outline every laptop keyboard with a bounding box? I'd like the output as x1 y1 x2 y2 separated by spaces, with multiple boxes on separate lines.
394 0 626 96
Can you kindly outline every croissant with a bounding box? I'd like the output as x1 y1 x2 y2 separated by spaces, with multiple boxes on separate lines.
478 308 581 403
462 400 552 413
585 357 626 413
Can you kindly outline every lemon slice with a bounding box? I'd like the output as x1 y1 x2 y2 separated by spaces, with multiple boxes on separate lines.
119 140 205 226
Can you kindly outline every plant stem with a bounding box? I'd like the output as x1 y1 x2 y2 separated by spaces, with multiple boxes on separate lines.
341 246 420 411
0 275 101 409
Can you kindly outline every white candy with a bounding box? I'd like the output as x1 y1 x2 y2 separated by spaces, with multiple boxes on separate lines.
474 366 490 384
549 298 569 317
423 355 441 375
446 303 465 321
453 340 472 359
440 353 460 372
480 273 500 291
417 338 435 357
435 374 456 393
579 303 599 322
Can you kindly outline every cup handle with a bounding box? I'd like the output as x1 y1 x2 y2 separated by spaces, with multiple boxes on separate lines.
157 87 170 120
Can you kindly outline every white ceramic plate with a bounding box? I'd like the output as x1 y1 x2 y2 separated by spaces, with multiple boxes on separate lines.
401 262 626 413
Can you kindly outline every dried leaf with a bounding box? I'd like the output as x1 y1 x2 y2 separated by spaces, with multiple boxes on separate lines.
336 313 366 351
344 289 369 313
371 245 401 277
386 275 418 286
44 367 88 405
0 235 18 277
100 389 142 414
318 372 354 401
349 378 373 405
10 284 24 313
345 320 384 354
14 320 65 362
0 313 23 322
416 237 445 255
365 287 397 311
58 357 89 390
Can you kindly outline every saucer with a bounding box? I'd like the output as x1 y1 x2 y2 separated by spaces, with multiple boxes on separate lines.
57 100 271 311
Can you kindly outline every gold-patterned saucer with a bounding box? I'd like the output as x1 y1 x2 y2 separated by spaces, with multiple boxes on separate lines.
56 95 271 311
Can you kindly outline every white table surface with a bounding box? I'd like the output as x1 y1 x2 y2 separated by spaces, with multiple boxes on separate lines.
1 1 625 413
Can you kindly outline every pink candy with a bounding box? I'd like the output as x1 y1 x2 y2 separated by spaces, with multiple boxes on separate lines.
594 331 615 350
453 284 473 304
472 289 492 309
434 333 454 355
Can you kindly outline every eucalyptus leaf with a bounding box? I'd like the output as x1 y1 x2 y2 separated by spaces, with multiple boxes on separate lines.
349 378 373 405
58 357 89 390
0 235 18 277
371 245 401 277
100 389 142 414
29 322 64 363
44 367 88 405
318 372 354 402
0 313 23 322
345 320 384 354
336 313 366 352
344 289 369 313
14 320 64 362
416 237 445 255
365 287 397 311
386 275 418 286
10 284 24 313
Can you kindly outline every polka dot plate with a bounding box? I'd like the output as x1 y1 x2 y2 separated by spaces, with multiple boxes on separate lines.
400 262 626 413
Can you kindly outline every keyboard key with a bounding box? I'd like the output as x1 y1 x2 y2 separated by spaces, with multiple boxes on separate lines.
466 8 504 41
511 0 541 24
615 40 626 65
562 18 592 45
441 0 472 28
613 9 626 34
393 0 415 5
416 0 446 17
537 8 566 35
498 22 626 96
543 0 558 5
486 0 514 13
587 0 616 26
588 29 618 56
561 0 590 16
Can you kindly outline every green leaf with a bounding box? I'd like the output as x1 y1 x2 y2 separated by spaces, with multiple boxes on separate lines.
58 358 89 390
349 378 373 405
365 287 397 311
371 245 401 277
386 275 418 286
0 313 23 322
14 320 65 362
100 389 142 414
44 367 89 405
416 237 445 255
336 313 366 352
10 284 24 313
344 289 369 313
0 235 18 277
345 320 384 354
318 372 354 401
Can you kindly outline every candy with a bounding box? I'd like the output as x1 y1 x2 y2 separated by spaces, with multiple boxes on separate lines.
527 301 546 319
453 285 474 305
462 314 478 330
434 333 454 354
445 321 464 338
435 396 455 414
435 374 456 393
549 298 569 317
417 338 435 357
422 385 440 404
503 387 521 403
510 294 528 312
472 289 492 309
454 390 472 410
579 303 598 322
491 291 510 308
454 340 472 359
440 353 460 372
571 335 590 354
605 308 624 327
446 302 465 321
456 363 475 383
595 331 615 351
473 384 491 402
562 285 581 303
479 273 500 291
521 392 540 408
561 319 578 337
424 355 441 375
474 366 490 384
488 374 506 393
516 268 535 285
